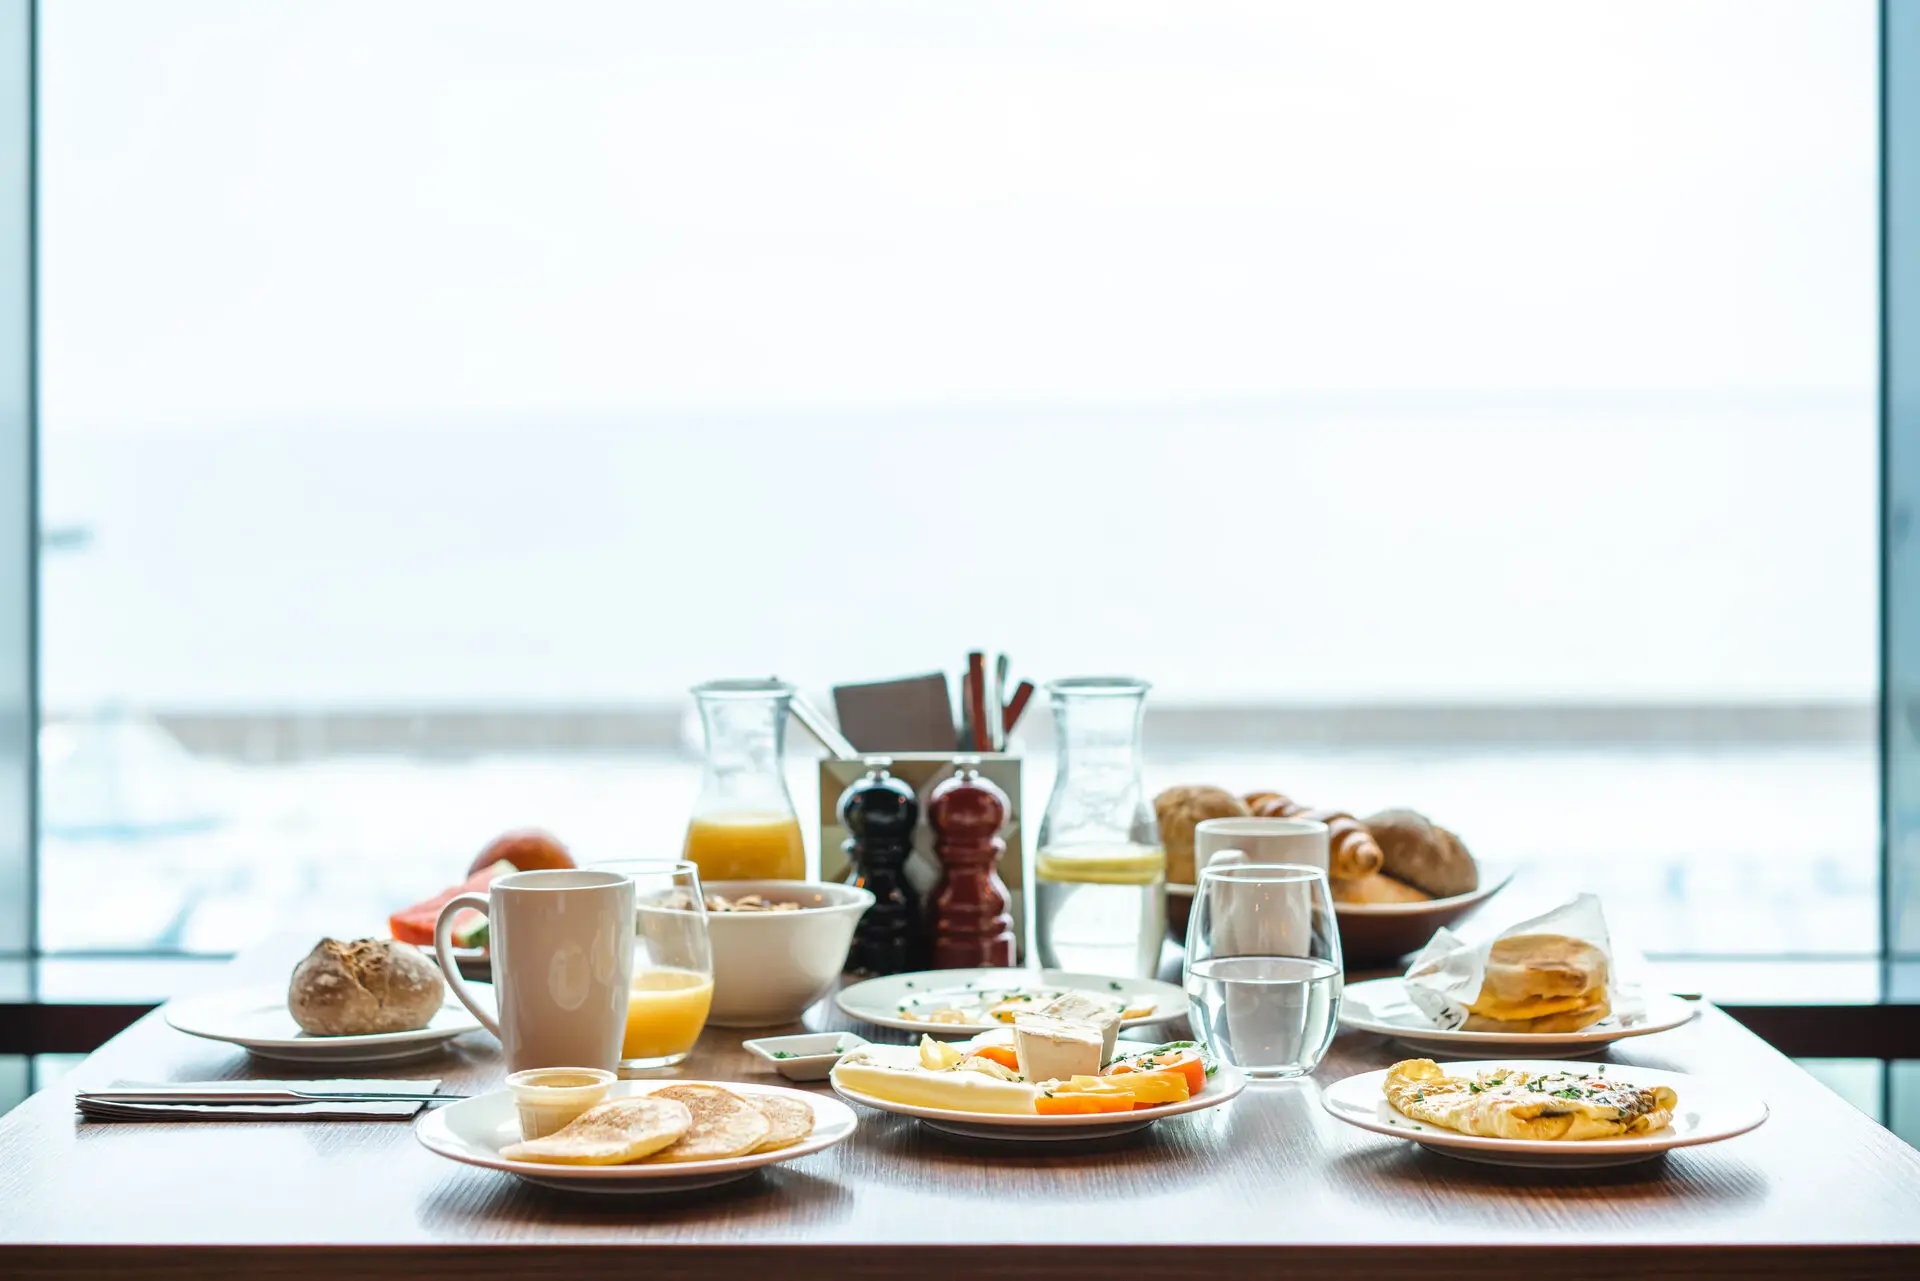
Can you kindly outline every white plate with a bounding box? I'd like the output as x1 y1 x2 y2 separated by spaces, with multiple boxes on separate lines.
835 968 1187 1037
831 1062 1246 1140
165 984 487 1064
415 1079 857 1194
1338 979 1698 1058
1321 1059 1767 1168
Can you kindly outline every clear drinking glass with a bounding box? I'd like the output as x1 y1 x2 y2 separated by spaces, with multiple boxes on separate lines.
596 860 714 1073
683 678 806 881
1031 676 1166 977
1183 863 1342 1079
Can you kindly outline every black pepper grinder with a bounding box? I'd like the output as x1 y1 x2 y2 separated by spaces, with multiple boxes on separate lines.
838 755 923 975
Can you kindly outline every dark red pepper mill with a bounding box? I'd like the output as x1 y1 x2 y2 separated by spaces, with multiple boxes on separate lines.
925 756 1017 968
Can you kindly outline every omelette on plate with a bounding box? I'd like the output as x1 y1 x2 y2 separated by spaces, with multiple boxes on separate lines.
1383 1059 1675 1141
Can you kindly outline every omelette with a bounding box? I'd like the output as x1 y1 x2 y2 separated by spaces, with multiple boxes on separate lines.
1383 1059 1675 1141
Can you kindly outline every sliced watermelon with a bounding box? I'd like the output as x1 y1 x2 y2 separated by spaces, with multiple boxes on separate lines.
390 860 517 946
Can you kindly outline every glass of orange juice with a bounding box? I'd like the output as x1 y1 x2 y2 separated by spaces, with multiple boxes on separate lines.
595 860 714 1072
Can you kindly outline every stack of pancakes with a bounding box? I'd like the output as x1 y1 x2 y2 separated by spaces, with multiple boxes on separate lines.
1462 933 1610 1033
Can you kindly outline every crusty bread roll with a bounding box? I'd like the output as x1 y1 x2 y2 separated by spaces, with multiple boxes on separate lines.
289 937 445 1036
1363 808 1477 899
1466 933 1608 1025
1330 872 1432 904
1243 793 1384 881
1153 785 1251 885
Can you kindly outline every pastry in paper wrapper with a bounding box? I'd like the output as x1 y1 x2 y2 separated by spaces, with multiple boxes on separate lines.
1398 893 1641 1033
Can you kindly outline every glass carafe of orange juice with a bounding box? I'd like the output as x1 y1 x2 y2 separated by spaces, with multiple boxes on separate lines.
683 678 807 881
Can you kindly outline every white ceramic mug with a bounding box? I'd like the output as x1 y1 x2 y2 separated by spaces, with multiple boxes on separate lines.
434 868 636 1073
1193 817 1330 880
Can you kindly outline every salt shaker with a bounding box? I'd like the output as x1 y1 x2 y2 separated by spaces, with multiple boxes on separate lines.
925 756 1016 968
837 755 923 975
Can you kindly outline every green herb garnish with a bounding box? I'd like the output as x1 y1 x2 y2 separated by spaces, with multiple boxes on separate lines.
770 1050 795 1059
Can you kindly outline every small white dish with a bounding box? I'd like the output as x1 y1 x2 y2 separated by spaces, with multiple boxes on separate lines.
165 984 487 1064
742 1032 869 1082
1339 979 1698 1059
830 1062 1247 1141
835 968 1187 1038
415 1078 857 1194
1320 1059 1767 1168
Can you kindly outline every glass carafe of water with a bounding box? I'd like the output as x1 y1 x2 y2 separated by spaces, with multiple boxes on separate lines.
682 679 806 882
1032 677 1165 977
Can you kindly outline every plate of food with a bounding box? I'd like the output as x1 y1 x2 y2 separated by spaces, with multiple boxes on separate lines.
836 968 1184 1037
1343 894 1692 1057
165 938 487 1064
415 1077 856 1194
831 1024 1245 1141
1340 978 1697 1058
1322 1058 1767 1168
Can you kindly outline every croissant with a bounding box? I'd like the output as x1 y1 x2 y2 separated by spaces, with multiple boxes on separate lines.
1242 792 1385 881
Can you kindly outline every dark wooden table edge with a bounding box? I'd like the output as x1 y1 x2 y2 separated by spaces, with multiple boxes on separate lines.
3 1242 1916 1281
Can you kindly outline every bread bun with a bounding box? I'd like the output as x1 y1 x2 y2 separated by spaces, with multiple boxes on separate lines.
1363 808 1477 898
1467 933 1608 1023
1153 785 1251 885
1330 872 1432 904
289 938 445 1036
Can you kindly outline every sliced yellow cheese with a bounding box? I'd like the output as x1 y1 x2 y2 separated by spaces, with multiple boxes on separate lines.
832 1046 1040 1115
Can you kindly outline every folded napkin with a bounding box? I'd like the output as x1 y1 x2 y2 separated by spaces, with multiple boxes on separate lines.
75 1078 444 1123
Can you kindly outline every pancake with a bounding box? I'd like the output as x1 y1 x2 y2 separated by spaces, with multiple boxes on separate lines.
499 1096 691 1166
644 1084 772 1163
747 1094 816 1152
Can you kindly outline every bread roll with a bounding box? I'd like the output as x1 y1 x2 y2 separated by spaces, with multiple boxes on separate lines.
1330 873 1432 904
1153 785 1251 885
1364 808 1477 899
289 937 446 1036
1466 933 1608 1024
1243 794 1384 880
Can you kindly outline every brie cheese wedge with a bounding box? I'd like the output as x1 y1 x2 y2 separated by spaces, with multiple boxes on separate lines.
1013 1014 1104 1083
1039 992 1122 1062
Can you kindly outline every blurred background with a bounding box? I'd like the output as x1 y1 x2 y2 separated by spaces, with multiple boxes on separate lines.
32 0 1876 959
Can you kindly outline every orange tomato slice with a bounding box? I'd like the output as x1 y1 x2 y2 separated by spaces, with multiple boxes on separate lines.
1035 1092 1134 1115
1107 1048 1206 1095
967 1044 1021 1072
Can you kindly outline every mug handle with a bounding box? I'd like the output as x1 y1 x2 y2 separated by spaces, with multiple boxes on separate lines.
433 892 503 1039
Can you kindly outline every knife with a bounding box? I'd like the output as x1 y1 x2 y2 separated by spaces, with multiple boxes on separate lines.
76 1088 464 1105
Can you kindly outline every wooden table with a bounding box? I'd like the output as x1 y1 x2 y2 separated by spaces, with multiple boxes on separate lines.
2 942 1917 1281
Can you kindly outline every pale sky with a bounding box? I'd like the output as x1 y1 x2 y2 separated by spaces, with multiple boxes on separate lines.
32 1 1881 706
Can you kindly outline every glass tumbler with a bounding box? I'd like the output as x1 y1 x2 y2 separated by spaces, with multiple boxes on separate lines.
1183 863 1342 1079
596 860 714 1073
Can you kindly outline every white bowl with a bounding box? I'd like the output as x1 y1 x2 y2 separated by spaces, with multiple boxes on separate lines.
701 880 873 1027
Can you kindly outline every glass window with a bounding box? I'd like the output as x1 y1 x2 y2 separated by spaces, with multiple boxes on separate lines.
36 0 1878 954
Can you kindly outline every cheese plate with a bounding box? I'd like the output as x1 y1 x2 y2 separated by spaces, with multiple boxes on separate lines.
835 968 1187 1038
831 1053 1246 1141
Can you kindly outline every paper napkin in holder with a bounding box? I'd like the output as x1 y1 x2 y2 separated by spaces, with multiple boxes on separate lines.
1398 892 1643 1032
